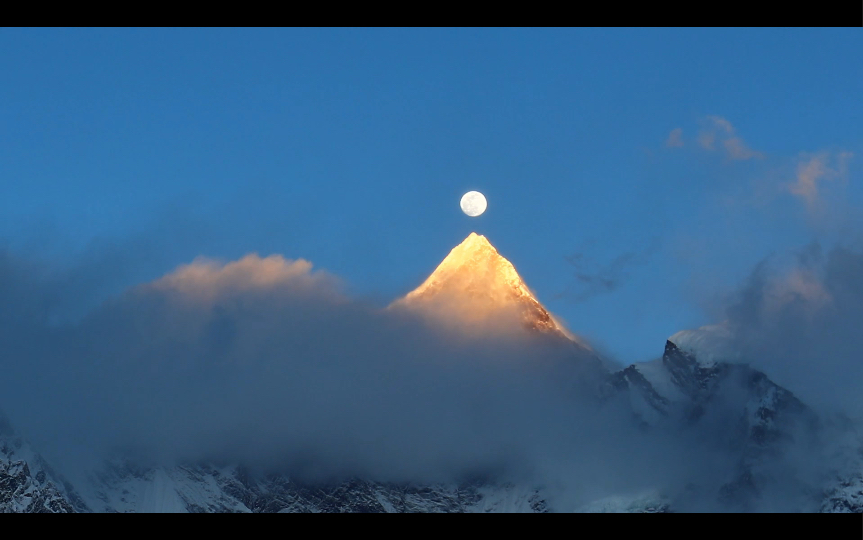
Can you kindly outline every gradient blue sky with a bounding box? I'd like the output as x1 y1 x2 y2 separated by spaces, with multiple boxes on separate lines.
1 28 861 363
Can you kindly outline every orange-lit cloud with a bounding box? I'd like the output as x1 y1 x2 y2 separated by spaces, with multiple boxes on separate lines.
765 268 832 315
149 253 340 304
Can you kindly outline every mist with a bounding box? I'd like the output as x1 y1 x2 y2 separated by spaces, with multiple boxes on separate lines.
0 245 700 510
722 241 863 418
1 227 861 512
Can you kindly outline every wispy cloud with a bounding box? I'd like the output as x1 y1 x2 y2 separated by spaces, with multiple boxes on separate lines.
697 116 764 160
722 242 863 416
789 151 853 212
665 128 684 148
562 240 661 303
708 115 734 134
723 137 762 161
697 131 716 151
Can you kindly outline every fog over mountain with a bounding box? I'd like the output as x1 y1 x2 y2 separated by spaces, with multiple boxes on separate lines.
721 242 863 418
3 27 862 514
1 233 862 512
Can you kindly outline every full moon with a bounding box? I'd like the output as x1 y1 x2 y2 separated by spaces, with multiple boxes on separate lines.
460 191 487 217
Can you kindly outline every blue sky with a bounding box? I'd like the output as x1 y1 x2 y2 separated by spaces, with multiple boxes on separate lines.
1 28 861 363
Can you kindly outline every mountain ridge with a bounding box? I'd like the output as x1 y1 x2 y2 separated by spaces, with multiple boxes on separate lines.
2 334 861 512
2 234 862 512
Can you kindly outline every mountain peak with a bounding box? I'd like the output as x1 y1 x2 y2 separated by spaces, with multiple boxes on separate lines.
459 231 494 249
393 233 574 340
402 233 529 303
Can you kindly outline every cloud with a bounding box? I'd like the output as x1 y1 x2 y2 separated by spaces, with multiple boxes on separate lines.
697 116 764 160
0 224 855 511
561 240 660 303
722 242 863 417
789 152 853 212
0 245 691 508
698 130 716 151
665 128 684 148
148 254 342 305
723 137 762 161
708 116 734 134
767 267 832 314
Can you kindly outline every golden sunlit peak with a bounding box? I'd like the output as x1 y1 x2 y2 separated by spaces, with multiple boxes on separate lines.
392 233 577 341
459 232 494 249
403 232 533 303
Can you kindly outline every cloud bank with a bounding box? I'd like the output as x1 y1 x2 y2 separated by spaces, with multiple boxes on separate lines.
722 242 863 418
0 247 696 509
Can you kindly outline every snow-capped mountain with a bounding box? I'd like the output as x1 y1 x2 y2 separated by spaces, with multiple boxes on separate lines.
611 337 814 431
2 333 859 513
2 234 863 512
666 324 740 368
391 233 579 343
0 414 86 513
608 335 825 510
822 464 863 513
80 461 549 513
2 408 552 513
0 425 551 514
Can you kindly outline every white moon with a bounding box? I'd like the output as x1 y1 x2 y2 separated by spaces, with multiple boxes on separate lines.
460 191 487 217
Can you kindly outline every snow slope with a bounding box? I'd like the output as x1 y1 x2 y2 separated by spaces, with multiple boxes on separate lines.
0 416 85 513
83 460 548 513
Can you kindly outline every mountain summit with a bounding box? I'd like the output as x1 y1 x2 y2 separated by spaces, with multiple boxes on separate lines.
392 233 575 340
